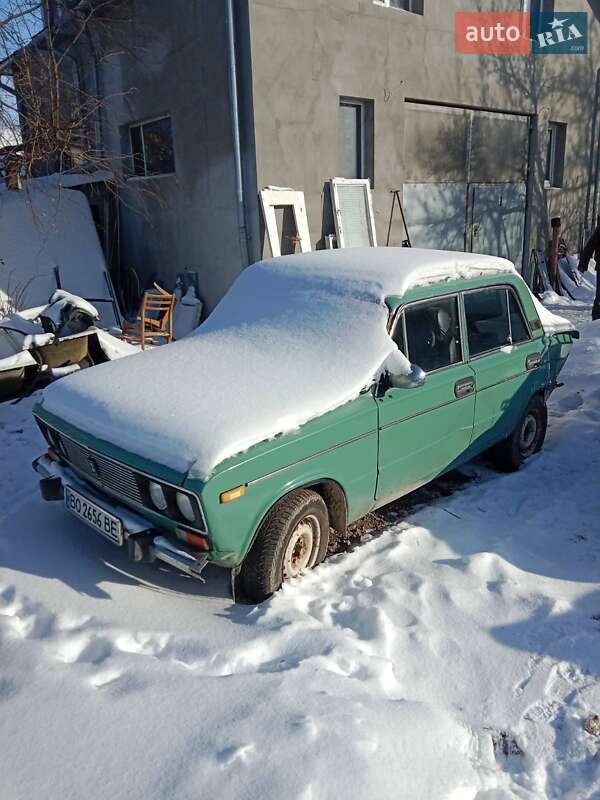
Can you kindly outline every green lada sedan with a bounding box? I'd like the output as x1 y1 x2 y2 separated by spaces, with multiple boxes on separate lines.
32 249 577 601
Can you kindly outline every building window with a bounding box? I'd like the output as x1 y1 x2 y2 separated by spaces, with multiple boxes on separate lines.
338 98 374 183
44 0 68 29
129 116 175 177
545 122 566 188
374 0 424 14
522 1 555 40
521 0 555 14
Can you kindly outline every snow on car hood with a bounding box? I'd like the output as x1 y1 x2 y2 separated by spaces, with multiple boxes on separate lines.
39 248 516 479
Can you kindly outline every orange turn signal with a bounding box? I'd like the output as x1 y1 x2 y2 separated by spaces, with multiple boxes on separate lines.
176 529 210 551
219 485 246 504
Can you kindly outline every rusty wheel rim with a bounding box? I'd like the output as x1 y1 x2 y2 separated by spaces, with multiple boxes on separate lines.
283 514 320 579
520 413 538 454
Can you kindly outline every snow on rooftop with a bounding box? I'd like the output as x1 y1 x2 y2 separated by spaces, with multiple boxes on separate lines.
0 182 119 329
39 249 535 479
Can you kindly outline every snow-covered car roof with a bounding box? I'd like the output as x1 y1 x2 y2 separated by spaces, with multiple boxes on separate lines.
37 249 550 480
254 247 517 297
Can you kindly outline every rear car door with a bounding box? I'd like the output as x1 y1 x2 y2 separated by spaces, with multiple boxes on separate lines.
376 294 476 505
464 285 545 454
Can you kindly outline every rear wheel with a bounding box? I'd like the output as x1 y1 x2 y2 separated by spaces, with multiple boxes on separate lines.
240 489 330 603
489 395 547 472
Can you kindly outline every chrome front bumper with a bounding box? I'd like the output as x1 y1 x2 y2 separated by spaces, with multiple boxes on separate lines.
33 454 209 582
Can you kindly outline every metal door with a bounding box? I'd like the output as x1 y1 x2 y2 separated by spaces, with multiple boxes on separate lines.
402 102 531 271
469 183 527 269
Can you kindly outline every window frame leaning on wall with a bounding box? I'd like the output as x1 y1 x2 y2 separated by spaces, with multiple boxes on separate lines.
259 188 312 258
330 178 378 249
128 115 176 179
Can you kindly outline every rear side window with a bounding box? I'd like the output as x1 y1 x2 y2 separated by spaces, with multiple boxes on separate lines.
400 296 462 373
464 288 510 356
508 291 530 344
465 287 530 356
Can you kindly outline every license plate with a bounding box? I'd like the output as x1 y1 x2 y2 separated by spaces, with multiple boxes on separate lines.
64 486 124 546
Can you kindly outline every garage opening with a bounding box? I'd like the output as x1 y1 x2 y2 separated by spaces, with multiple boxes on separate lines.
402 100 532 270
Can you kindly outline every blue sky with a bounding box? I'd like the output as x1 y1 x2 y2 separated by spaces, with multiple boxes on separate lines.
0 0 44 59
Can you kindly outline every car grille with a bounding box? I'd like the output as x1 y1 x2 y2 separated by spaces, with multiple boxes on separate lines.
56 433 144 505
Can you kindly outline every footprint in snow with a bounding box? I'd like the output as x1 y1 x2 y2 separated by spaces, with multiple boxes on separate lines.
89 667 143 697
0 675 19 701
9 608 55 640
58 633 113 665
289 715 319 740
217 744 256 768
351 575 373 590
89 666 125 689
490 730 524 759
114 631 169 658
556 392 584 413
0 589 55 640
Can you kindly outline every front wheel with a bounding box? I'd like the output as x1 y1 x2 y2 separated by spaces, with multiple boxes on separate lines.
489 395 548 472
239 489 330 603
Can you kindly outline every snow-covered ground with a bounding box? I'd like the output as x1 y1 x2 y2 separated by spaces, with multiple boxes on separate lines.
1 294 599 799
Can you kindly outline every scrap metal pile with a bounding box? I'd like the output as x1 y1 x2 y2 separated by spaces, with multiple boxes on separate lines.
0 291 133 402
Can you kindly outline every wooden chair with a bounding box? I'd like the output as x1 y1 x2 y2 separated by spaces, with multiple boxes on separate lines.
122 283 176 350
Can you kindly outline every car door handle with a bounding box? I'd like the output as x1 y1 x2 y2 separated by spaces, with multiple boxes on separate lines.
526 353 542 371
455 377 475 399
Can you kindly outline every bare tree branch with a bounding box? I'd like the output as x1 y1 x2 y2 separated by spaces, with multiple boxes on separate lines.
0 3 42 33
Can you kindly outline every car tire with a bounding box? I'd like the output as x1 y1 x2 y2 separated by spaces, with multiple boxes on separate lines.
489 394 548 473
240 489 330 603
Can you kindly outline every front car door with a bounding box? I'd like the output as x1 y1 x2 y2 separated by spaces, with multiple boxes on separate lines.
463 283 545 455
375 293 476 506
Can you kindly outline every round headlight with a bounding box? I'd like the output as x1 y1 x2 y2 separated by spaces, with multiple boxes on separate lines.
176 491 197 523
149 481 168 511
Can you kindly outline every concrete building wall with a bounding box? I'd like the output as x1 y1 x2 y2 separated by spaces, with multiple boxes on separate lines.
65 0 600 310
89 0 248 313
247 0 600 262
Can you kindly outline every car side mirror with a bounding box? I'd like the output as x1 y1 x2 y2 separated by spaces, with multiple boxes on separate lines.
389 363 427 390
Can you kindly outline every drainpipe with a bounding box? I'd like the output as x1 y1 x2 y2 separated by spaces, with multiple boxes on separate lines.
226 0 250 267
521 114 536 282
586 68 600 240
84 25 104 159
592 108 600 233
